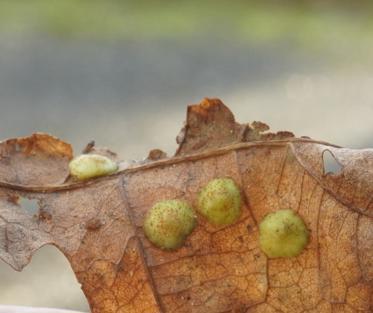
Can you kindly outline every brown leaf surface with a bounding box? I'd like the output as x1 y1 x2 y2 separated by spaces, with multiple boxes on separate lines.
0 98 372 313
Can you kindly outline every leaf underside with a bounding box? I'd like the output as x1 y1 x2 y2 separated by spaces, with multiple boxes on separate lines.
0 98 372 313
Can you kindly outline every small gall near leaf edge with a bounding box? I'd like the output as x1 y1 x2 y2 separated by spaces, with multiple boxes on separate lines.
69 154 118 180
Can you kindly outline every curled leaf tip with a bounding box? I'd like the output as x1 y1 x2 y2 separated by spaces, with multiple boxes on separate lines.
0 133 72 185
175 98 244 156
176 98 297 157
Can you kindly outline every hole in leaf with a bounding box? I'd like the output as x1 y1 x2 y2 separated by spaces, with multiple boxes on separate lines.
322 150 343 175
14 143 21 152
19 198 39 216
0 245 89 312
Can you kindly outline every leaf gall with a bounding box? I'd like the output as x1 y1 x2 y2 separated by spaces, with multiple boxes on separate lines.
197 178 242 226
69 154 118 180
143 200 196 250
259 209 309 258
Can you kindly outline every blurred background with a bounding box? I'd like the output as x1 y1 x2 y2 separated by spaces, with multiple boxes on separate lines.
0 0 372 311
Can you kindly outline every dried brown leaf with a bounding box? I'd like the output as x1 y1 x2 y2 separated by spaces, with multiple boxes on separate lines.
0 99 372 313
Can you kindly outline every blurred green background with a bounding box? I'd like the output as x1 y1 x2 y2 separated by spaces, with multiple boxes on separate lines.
1 0 373 54
0 1 372 312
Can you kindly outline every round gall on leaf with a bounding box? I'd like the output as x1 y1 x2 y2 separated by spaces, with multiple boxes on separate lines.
197 178 242 226
143 200 196 250
259 209 309 258
69 154 118 180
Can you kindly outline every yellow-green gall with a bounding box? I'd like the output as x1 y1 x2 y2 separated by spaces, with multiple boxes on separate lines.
197 178 242 226
143 200 196 250
259 209 309 258
69 154 118 180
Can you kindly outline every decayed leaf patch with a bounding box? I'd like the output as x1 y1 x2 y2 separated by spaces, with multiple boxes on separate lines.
0 98 372 313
